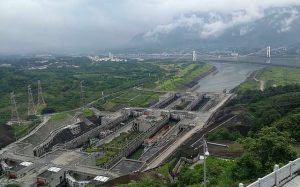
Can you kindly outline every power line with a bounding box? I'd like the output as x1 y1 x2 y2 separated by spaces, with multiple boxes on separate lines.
37 80 46 105
10 92 20 125
28 85 36 116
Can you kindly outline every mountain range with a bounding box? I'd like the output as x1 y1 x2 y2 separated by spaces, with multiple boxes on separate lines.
128 6 300 52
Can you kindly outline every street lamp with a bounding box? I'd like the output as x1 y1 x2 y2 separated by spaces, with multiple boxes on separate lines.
203 138 209 187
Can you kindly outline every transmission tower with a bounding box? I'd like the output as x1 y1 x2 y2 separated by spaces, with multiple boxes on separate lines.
37 80 46 105
28 85 36 116
10 92 20 124
80 80 85 107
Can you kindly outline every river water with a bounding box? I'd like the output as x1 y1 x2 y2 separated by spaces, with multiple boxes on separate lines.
195 62 264 92
196 56 300 92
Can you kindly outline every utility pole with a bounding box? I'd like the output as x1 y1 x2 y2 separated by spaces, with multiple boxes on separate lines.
80 80 85 107
202 138 209 187
37 80 46 105
28 85 36 116
10 92 20 124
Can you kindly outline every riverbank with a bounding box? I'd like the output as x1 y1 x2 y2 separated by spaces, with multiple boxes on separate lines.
195 62 263 92
157 63 215 91
238 66 300 92
188 66 217 92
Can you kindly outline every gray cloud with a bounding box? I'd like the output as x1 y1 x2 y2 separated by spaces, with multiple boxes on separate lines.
143 6 264 39
0 0 300 54
277 9 299 33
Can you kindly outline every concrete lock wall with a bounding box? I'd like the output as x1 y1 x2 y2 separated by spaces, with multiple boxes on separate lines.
245 158 300 187
65 114 129 149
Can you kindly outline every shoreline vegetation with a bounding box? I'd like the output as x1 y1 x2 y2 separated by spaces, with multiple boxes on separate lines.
239 67 300 92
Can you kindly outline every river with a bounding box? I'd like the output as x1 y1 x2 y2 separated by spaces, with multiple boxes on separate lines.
195 62 264 92
196 55 300 92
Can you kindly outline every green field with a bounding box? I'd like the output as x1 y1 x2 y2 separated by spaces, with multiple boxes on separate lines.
93 89 159 111
157 63 213 91
257 67 300 87
239 67 300 92
0 60 163 125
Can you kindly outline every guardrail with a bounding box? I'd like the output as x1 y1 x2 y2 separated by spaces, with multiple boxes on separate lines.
239 158 300 187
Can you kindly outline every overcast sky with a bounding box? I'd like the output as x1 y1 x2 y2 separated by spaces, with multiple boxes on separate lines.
0 0 300 54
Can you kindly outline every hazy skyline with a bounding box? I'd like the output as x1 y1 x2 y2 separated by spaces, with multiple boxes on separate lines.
1 0 300 54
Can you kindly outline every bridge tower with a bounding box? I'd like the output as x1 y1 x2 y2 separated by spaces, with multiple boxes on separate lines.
28 85 36 116
267 46 271 58
10 92 20 124
37 80 46 105
192 51 197 62
80 80 85 107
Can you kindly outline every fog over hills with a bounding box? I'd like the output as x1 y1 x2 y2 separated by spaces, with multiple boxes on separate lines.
130 6 300 52
1 0 300 54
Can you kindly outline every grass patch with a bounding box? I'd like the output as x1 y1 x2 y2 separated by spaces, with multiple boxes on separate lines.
228 142 243 153
94 89 159 111
157 63 213 91
91 132 141 166
239 80 259 92
157 159 176 177
258 67 300 87
11 118 40 139
83 108 93 117
49 112 68 122
128 146 145 160
239 67 300 92
8 115 41 139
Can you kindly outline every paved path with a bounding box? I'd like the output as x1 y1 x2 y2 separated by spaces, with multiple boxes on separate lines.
283 176 300 187
18 116 50 142
253 72 265 91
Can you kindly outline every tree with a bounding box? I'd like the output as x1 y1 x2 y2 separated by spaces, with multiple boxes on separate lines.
274 113 300 141
116 177 165 187
232 127 297 180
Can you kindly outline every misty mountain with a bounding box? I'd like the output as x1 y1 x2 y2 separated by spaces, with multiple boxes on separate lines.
129 6 300 52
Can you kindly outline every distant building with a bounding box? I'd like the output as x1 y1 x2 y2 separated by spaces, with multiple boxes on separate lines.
88 55 127 63
0 64 12 67
231 52 239 57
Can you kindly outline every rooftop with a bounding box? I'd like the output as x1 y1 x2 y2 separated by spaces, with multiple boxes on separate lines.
38 166 63 179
